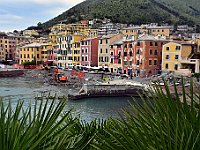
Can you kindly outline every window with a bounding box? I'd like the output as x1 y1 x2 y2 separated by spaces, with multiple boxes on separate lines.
174 64 178 70
150 49 152 55
129 51 132 56
154 50 158 55
176 46 181 50
165 63 168 69
166 47 169 50
150 42 153 46
99 40 102 44
100 48 102 53
24 54 26 58
155 42 158 46
136 60 140 65
166 55 169 59
149 60 152 65
111 58 113 63
124 61 127 65
137 49 140 54
82 56 84 61
111 52 113 56
85 48 88 53
129 44 132 48
111 45 113 48
37 54 39 58
85 56 88 61
124 52 127 56
117 45 121 48
129 61 132 66
154 60 157 65
105 57 109 62
82 48 84 53
106 48 108 53
106 39 108 44
124 44 127 48
137 42 140 46
175 55 179 59
118 52 121 57
118 59 121 64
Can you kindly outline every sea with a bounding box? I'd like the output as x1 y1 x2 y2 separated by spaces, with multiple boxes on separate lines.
0 76 140 122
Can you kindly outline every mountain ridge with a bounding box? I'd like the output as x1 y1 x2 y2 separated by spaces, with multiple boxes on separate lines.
41 0 200 30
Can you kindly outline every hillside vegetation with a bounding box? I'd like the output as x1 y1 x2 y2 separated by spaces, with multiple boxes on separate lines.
41 0 200 29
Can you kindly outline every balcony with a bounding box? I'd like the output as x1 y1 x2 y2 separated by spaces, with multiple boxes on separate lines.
180 59 199 64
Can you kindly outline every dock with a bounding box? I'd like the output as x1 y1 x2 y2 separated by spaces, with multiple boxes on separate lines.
68 81 147 100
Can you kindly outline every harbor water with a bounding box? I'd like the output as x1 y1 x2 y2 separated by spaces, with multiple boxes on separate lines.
0 76 139 122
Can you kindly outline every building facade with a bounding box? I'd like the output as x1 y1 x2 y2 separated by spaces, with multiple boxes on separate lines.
80 37 98 67
133 34 168 77
98 34 124 67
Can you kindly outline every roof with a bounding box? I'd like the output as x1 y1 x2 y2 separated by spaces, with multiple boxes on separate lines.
111 38 124 45
22 42 42 48
137 34 157 41
99 34 118 39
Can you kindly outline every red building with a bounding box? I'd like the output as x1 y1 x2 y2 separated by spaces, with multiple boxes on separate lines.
122 38 134 75
110 38 124 73
80 37 98 66
132 34 168 77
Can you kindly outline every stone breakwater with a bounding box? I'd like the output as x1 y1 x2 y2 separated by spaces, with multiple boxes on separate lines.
0 69 25 77
68 83 147 100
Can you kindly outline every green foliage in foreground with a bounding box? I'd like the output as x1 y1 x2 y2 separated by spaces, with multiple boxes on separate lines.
0 78 200 149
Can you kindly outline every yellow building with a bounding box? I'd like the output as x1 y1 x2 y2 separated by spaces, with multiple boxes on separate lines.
195 38 200 51
98 34 124 67
162 42 181 73
65 24 89 35
50 23 89 35
85 28 98 37
23 30 39 36
41 43 53 63
20 42 52 65
66 34 85 66
0 33 7 62
122 25 172 38
162 41 198 73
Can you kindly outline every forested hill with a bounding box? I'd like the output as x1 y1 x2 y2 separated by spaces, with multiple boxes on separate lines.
41 0 200 29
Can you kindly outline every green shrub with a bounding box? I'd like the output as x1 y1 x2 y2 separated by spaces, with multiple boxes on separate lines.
93 78 200 150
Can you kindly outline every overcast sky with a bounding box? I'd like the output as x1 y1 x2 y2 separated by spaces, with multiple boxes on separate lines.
0 0 84 32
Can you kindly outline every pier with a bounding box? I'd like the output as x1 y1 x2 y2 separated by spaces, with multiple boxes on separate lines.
68 81 147 100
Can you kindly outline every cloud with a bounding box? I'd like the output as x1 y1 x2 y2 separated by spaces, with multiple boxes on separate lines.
0 0 85 31
46 7 68 16
3 0 84 6
0 13 23 24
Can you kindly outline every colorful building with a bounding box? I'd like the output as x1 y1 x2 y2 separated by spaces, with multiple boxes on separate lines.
0 32 17 63
121 37 135 75
56 35 68 68
133 34 168 77
23 30 39 36
162 41 198 74
110 38 124 73
19 42 52 65
66 34 85 66
98 34 124 67
80 37 98 67
122 25 173 38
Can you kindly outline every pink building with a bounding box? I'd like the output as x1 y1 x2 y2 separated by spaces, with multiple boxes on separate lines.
80 37 98 66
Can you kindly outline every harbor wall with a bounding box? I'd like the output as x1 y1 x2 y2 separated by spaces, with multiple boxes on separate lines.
69 84 145 100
